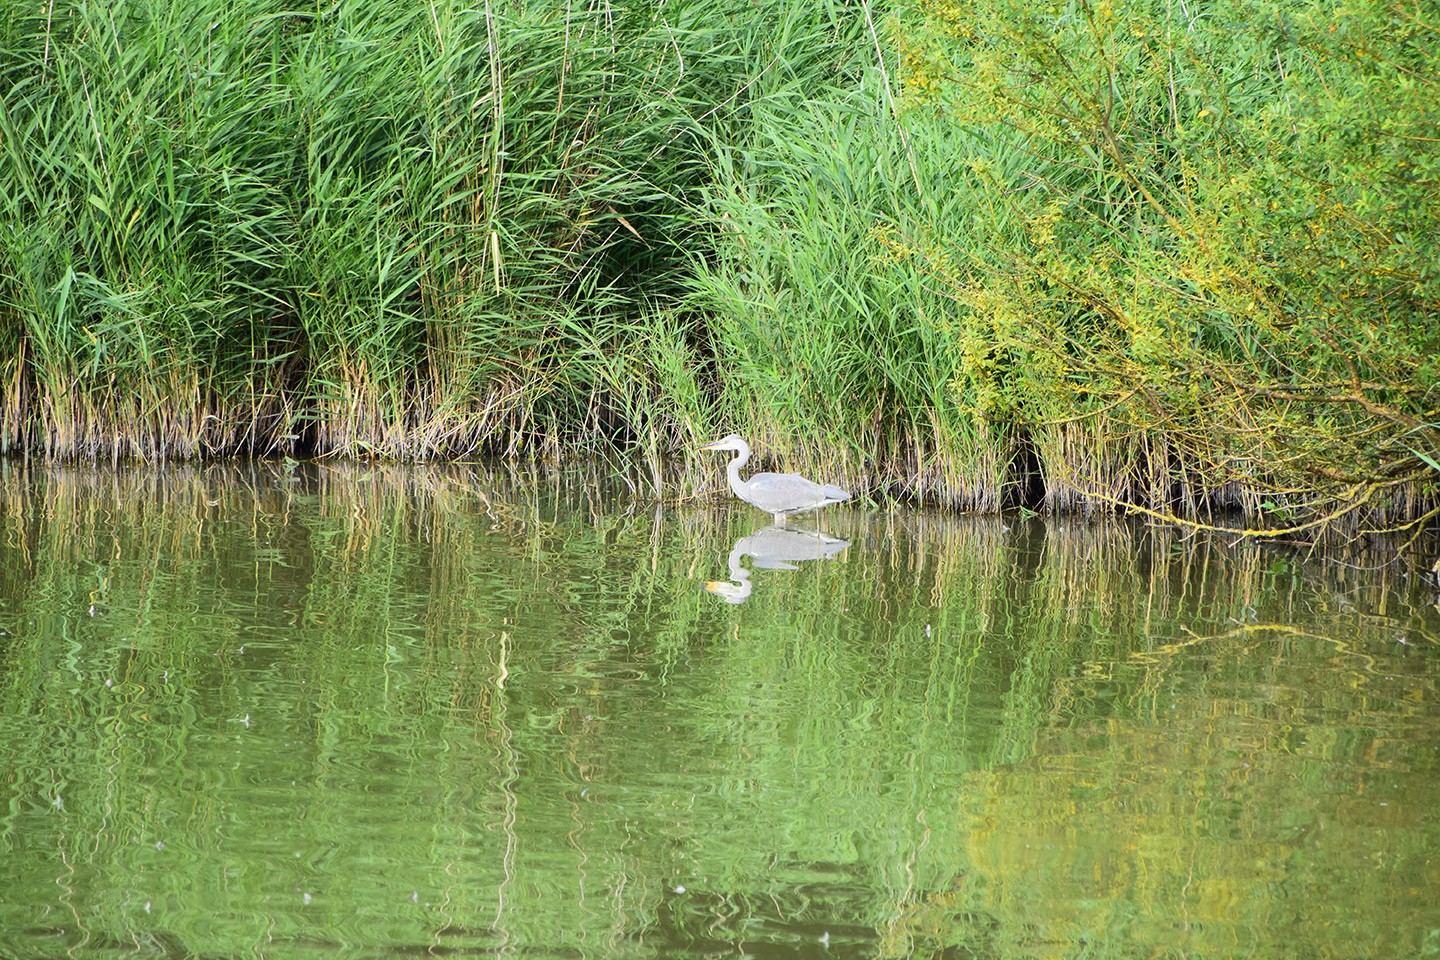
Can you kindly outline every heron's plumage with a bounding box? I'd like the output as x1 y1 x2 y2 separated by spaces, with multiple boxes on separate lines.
699 433 850 522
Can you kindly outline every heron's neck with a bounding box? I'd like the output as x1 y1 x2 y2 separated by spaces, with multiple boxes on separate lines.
727 448 749 495
727 545 750 580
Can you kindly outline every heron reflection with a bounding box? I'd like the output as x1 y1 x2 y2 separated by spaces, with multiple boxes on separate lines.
703 524 850 604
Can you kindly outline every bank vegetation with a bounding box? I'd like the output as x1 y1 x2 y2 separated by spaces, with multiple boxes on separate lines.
1 0 1436 539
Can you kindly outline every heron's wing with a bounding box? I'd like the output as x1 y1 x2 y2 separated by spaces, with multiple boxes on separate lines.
744 472 829 514
742 527 850 561
750 559 801 570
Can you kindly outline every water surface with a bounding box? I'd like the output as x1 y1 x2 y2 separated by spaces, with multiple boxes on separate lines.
1 462 1437 959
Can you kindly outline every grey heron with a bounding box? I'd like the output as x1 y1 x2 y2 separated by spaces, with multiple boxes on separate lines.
699 434 851 523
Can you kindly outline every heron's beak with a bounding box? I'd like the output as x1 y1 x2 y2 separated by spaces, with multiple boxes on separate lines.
698 439 724 451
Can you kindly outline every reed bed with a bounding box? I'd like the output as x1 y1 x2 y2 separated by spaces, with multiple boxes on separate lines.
1 0 1436 537
0 0 774 459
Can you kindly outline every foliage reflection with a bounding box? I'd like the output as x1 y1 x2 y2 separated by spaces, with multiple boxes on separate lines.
0 463 1437 959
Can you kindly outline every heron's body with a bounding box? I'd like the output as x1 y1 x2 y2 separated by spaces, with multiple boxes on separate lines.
699 434 851 523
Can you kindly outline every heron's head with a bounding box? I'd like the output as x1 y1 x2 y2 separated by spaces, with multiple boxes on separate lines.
699 433 747 453
703 578 752 604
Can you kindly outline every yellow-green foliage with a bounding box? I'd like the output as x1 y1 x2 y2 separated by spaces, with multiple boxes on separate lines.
866 0 1440 527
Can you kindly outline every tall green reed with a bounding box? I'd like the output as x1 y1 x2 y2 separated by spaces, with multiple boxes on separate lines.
0 0 788 460
691 82 1018 509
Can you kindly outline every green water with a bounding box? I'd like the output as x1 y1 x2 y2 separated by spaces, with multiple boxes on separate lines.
1 463 1437 960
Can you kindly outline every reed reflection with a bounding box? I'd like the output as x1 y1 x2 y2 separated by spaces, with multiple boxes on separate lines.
702 524 850 603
